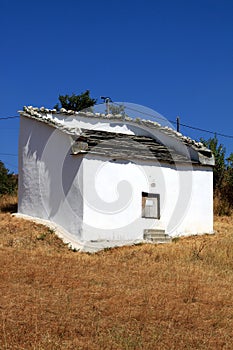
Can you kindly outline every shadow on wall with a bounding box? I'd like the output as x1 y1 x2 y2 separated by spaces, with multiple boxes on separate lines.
25 121 83 220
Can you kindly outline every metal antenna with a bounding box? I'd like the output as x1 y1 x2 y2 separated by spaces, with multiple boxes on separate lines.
101 96 112 115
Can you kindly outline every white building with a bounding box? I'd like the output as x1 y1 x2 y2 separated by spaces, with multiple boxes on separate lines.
18 106 214 250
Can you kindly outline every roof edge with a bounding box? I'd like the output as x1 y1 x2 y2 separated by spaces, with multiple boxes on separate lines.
19 105 214 165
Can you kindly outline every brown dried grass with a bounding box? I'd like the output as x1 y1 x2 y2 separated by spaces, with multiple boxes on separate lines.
1 195 233 349
214 191 232 216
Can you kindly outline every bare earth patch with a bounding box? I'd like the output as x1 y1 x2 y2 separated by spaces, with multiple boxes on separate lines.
1 195 233 349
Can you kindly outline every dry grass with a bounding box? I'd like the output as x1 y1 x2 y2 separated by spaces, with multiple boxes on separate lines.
1 195 233 349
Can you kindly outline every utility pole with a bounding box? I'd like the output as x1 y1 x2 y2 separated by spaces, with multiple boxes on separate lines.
176 116 180 133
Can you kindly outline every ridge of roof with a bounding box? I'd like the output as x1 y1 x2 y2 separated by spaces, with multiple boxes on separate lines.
19 105 210 153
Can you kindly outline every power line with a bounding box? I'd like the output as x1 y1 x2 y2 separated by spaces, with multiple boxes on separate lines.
1 105 233 139
112 102 233 139
112 102 171 124
0 116 19 120
0 153 18 157
1 160 18 169
178 122 233 139
0 128 18 130
0 160 17 167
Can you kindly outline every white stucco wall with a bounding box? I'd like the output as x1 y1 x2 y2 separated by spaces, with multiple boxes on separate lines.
82 156 213 240
18 117 84 239
18 114 213 244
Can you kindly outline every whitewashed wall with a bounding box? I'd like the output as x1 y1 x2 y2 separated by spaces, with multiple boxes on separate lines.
18 115 213 243
82 156 213 240
18 117 84 239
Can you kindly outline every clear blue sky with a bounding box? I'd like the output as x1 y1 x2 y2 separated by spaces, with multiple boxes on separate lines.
0 0 232 173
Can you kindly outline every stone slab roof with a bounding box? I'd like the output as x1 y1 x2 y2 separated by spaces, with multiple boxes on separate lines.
19 106 214 166
72 129 201 164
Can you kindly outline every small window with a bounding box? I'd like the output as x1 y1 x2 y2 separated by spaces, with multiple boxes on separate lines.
142 192 160 219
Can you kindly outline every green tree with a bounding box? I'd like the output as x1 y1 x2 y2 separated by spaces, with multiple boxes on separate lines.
0 161 17 195
201 136 233 215
224 153 233 207
226 153 233 169
54 90 97 112
200 135 226 190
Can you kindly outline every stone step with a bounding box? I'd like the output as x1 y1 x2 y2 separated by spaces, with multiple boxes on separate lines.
143 229 171 243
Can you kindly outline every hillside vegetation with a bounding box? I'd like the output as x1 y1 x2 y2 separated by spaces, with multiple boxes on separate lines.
1 195 233 349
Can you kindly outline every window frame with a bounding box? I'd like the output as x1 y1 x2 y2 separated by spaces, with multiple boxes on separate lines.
142 192 160 219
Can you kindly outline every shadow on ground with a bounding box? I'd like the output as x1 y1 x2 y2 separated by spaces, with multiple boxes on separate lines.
0 203 18 213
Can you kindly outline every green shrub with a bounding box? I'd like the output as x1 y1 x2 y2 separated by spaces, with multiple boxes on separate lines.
0 161 17 195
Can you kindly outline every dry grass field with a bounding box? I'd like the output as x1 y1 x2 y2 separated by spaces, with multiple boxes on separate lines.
1 195 233 349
